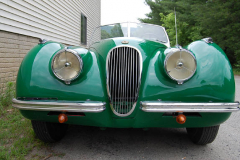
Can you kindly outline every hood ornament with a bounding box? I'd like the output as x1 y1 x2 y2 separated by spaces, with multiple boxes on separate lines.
121 41 129 44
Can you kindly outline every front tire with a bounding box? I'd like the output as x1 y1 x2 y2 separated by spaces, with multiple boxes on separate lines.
31 120 68 143
186 125 220 145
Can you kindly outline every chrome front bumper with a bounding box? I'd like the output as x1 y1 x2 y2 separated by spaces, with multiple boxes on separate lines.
12 98 106 113
12 99 240 113
140 101 240 113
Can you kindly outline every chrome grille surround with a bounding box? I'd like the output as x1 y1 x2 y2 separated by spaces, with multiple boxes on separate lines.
106 46 142 117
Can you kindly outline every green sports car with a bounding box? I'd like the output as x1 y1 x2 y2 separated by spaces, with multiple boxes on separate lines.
12 22 239 144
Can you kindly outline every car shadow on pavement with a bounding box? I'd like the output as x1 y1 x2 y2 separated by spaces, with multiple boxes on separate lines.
46 125 209 160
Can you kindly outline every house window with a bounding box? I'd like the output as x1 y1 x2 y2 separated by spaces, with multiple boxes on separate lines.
81 13 87 45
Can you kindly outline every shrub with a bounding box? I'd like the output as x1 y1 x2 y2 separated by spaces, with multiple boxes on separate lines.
0 81 15 108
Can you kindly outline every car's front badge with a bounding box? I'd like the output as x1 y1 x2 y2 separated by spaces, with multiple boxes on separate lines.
121 41 129 44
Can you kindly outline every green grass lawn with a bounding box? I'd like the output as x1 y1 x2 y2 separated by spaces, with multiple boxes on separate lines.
0 82 65 160
0 82 45 159
233 68 240 76
0 106 45 160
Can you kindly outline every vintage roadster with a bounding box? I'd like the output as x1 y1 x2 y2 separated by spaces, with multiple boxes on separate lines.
13 22 239 144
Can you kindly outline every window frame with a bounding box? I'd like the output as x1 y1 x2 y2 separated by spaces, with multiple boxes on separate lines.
81 13 87 45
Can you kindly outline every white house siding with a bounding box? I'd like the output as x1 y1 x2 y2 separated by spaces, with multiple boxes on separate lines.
0 0 101 86
0 0 101 45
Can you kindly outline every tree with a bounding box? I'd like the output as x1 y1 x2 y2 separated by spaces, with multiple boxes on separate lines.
140 0 203 46
140 0 240 65
160 12 202 46
110 24 124 38
101 30 112 39
101 24 124 40
192 0 240 65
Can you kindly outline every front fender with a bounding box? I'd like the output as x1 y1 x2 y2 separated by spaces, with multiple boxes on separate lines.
139 40 235 102
16 42 107 102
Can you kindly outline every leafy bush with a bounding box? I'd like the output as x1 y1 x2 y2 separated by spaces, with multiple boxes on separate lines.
0 81 15 108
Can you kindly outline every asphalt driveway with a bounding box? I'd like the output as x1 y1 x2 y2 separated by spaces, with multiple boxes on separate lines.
27 76 240 160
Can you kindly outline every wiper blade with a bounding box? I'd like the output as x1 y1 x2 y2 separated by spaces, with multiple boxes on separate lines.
156 39 167 43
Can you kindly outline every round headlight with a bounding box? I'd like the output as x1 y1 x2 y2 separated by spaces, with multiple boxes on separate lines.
51 48 83 84
164 48 196 84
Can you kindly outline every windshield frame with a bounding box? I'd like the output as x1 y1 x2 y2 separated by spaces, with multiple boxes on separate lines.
89 22 170 48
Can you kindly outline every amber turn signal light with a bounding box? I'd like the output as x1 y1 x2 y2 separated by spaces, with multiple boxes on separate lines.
176 114 186 124
58 113 68 123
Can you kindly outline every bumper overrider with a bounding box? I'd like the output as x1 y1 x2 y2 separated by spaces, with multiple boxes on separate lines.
12 98 239 113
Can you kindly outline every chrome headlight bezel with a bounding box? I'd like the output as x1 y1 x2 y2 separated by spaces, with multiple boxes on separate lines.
51 48 83 84
164 48 197 84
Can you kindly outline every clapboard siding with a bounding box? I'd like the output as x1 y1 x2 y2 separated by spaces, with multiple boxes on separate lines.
1 4 78 38
0 0 101 46
0 1 79 35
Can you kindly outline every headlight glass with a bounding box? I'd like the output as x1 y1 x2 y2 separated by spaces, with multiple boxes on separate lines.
164 48 196 84
52 48 83 84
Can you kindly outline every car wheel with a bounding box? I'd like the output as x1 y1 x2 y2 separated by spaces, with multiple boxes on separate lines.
186 125 220 145
31 120 68 143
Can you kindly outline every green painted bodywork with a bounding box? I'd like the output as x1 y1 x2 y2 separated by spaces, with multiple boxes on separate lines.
16 37 235 128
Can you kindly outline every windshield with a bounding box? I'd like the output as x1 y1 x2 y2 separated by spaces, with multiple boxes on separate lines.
90 22 169 47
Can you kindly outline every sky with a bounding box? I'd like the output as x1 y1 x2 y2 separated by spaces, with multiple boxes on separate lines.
101 0 151 25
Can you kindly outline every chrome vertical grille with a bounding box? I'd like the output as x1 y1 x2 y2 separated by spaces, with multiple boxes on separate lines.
107 46 142 116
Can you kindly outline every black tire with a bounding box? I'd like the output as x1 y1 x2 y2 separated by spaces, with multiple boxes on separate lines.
186 125 220 145
31 120 68 143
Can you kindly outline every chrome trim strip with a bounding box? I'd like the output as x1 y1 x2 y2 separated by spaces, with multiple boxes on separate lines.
12 98 106 113
39 38 48 44
202 37 213 44
140 101 240 112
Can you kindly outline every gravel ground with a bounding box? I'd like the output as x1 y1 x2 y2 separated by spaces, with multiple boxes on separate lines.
27 76 240 160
